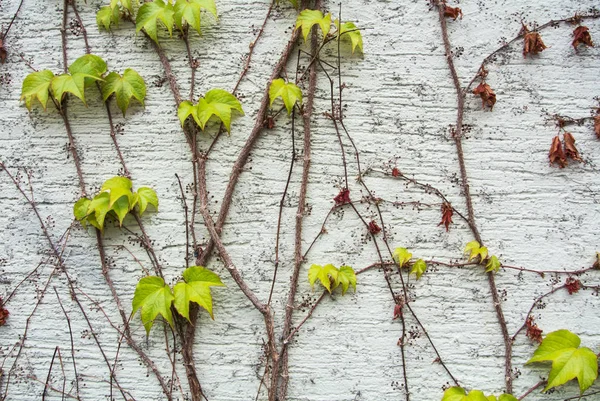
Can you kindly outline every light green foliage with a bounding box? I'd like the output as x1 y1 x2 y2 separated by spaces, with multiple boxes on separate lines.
308 264 356 294
441 387 517 401
136 0 175 43
296 9 331 42
73 176 158 230
97 6 121 31
174 0 217 35
51 74 87 103
69 54 107 84
173 266 225 320
527 329 598 393
20 70 54 110
132 276 175 333
410 259 427 280
177 89 244 132
393 247 412 268
334 20 363 53
101 69 146 116
486 255 501 273
269 78 302 115
464 240 488 262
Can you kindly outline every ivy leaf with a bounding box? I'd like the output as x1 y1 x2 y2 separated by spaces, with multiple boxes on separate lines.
102 176 133 192
335 266 356 295
136 0 175 44
97 5 120 31
51 73 101 104
136 187 159 216
111 195 131 225
87 192 111 230
526 329 598 393
441 387 488 401
269 78 302 115
464 240 488 262
296 9 331 42
177 100 199 126
308 264 338 293
73 197 91 222
69 54 107 87
174 0 217 35
410 259 427 280
486 255 501 273
334 20 363 53
132 276 175 333
21 70 54 110
393 247 412 268
101 69 146 116
195 89 244 132
173 266 224 320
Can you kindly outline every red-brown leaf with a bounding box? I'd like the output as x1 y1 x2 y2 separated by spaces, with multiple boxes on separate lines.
572 26 593 50
368 220 381 235
563 132 581 162
472 83 496 110
333 188 351 205
594 114 600 139
523 31 547 57
525 316 543 343
565 277 582 295
438 202 453 232
444 6 463 21
549 135 567 168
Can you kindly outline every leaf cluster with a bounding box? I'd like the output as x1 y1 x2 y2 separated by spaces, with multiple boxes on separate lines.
73 176 158 230
441 387 517 401
269 78 302 115
295 9 363 53
97 0 138 31
21 54 146 115
393 247 428 279
132 266 224 333
308 264 356 295
177 89 244 132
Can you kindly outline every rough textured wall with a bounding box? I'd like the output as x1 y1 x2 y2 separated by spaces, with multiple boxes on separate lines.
1 0 599 400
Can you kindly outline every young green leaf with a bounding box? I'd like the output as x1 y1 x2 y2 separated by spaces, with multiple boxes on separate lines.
102 176 132 191
51 73 101 104
177 100 199 126
111 195 131 225
195 89 244 132
73 197 91 221
464 240 488 262
87 192 111 230
269 78 302 115
136 0 175 44
441 387 488 401
336 266 357 295
308 264 338 293
486 255 501 273
174 0 217 35
97 5 120 31
173 266 224 320
410 259 427 280
526 329 598 393
334 20 363 53
295 9 331 42
132 276 175 333
393 247 412 268
136 187 159 216
20 70 54 110
101 69 146 116
68 54 107 80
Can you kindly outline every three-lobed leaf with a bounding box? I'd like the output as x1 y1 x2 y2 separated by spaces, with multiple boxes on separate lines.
136 187 159 216
336 266 357 295
269 78 302 115
334 20 363 53
296 9 331 42
136 0 175 43
486 255 501 273
173 266 224 320
441 388 517 401
178 89 244 132
132 276 174 333
174 0 217 35
526 329 598 393
101 69 146 116
464 240 488 262
393 247 412 267
97 5 121 30
308 264 338 293
410 259 427 280
20 70 54 110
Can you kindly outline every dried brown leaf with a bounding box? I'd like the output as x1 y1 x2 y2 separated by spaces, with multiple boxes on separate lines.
572 26 593 50
523 30 547 57
472 82 496 110
563 132 582 162
444 6 463 21
549 135 567 168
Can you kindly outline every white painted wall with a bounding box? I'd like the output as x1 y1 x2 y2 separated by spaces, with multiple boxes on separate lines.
1 0 600 400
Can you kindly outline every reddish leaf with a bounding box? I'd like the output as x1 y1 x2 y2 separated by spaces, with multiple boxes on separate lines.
526 316 543 343
333 188 351 205
443 5 462 21
438 202 453 232
563 132 582 162
549 135 567 168
0 298 8 326
572 26 593 50
594 114 600 139
523 28 547 57
472 82 496 110
391 167 400 177
368 220 381 234
566 277 581 295
393 303 403 320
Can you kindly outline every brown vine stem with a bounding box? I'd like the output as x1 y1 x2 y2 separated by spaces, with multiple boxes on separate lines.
434 0 512 392
517 380 546 400
511 284 568 341
283 291 326 346
53 287 81 401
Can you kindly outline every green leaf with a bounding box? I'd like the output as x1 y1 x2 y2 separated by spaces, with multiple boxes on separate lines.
177 100 198 126
111 194 131 225
410 259 427 280
136 187 159 216
73 197 91 221
174 0 217 35
336 266 356 295
526 329 598 393
195 89 244 132
97 5 120 31
308 264 338 293
101 69 146 116
20 70 54 110
393 247 412 268
295 9 331 42
464 240 488 262
269 78 302 115
51 73 100 104
173 266 224 320
441 387 489 401
88 192 111 230
132 276 175 333
486 255 501 273
101 176 133 192
497 395 518 401
69 54 107 88
334 20 363 53
136 0 175 44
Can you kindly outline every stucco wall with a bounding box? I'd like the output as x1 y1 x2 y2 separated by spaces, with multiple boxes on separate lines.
1 0 600 400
